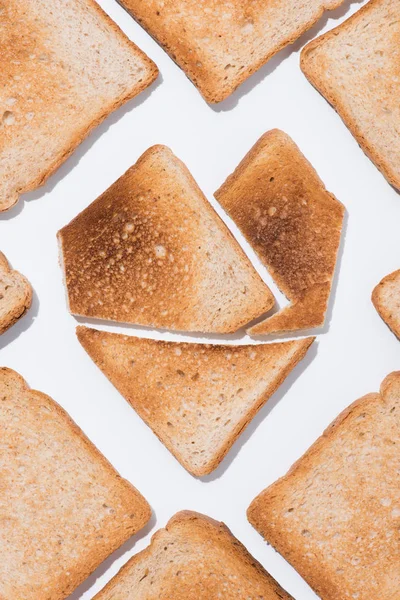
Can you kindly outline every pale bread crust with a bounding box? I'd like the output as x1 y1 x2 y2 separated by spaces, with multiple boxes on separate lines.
77 326 314 476
372 269 400 338
0 252 32 335
0 0 158 212
301 0 400 190
215 130 344 336
119 0 345 103
93 511 294 599
248 372 400 600
58 145 273 333
0 368 151 600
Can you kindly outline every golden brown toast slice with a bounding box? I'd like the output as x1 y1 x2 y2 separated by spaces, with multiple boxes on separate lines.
248 372 400 600
0 252 32 335
77 326 313 476
58 145 273 333
301 0 400 190
119 0 345 102
215 130 344 336
94 511 294 599
0 0 158 212
372 269 400 339
0 368 151 600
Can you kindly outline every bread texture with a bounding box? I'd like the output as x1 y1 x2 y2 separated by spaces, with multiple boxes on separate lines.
58 145 273 333
0 252 32 335
248 372 400 600
0 367 151 600
77 326 313 476
372 269 400 339
118 0 345 103
301 0 400 190
215 130 344 336
93 510 294 599
0 0 158 212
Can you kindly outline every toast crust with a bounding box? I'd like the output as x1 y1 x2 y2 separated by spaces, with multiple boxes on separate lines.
0 0 158 212
0 252 33 335
301 0 400 190
77 326 314 476
372 269 400 338
0 367 151 600
58 145 273 333
93 510 294 599
248 373 400 600
119 0 345 103
215 130 344 336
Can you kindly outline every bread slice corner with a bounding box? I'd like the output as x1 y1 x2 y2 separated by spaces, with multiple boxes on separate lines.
372 268 400 339
0 251 32 335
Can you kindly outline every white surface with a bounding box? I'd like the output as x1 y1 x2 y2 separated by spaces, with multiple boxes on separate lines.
1 0 399 598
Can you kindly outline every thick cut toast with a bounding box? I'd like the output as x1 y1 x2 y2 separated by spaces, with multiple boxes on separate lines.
0 0 158 212
372 269 400 339
58 145 273 333
301 0 400 190
248 372 400 600
119 0 345 102
215 130 344 336
94 511 294 599
0 252 32 335
0 368 151 600
77 326 313 476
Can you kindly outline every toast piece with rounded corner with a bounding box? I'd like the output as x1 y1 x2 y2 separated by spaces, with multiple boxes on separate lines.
119 0 345 103
372 269 400 339
0 367 151 600
301 0 400 190
77 326 314 476
58 145 273 333
215 130 344 336
0 0 158 212
248 372 400 600
0 252 32 335
94 510 294 599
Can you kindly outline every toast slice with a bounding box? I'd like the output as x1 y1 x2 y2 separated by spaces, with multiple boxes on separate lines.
301 0 400 190
0 368 151 600
77 326 314 476
248 372 400 600
118 0 345 103
372 269 400 339
58 145 273 333
94 511 294 599
0 0 158 212
215 130 344 336
0 252 32 335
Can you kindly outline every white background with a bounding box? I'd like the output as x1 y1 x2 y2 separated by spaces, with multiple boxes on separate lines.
1 0 399 598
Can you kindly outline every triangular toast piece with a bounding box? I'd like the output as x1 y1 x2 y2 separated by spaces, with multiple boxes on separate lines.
0 368 150 600
301 0 400 190
0 252 32 335
118 0 345 103
93 511 294 600
248 372 400 600
0 0 157 212
58 145 273 333
372 268 400 339
215 130 344 336
77 326 314 476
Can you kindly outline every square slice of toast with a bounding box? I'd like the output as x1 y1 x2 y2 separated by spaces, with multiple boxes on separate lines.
119 0 345 102
58 145 274 333
0 368 151 600
248 372 400 600
372 269 400 339
0 252 32 335
94 511 294 599
301 0 400 190
215 130 344 336
0 0 158 212
77 326 313 476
